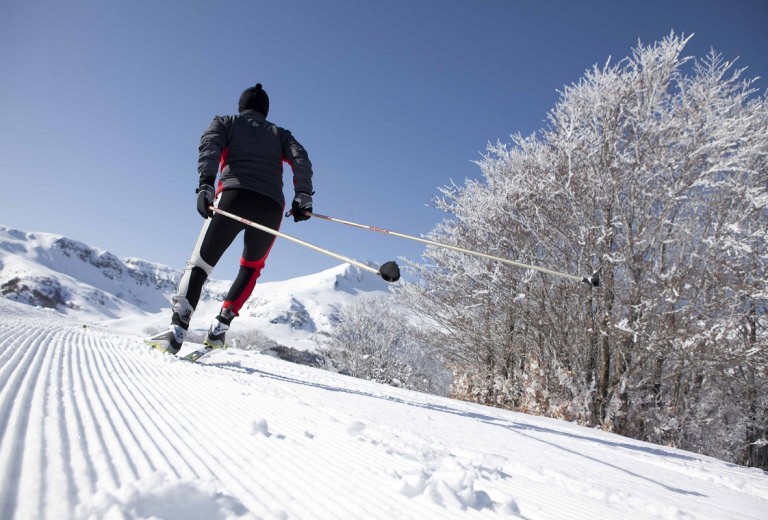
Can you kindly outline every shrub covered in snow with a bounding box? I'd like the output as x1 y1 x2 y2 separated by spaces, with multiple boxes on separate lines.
324 296 452 395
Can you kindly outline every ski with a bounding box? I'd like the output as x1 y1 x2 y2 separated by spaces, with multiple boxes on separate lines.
144 341 217 363
144 333 226 362
182 345 216 362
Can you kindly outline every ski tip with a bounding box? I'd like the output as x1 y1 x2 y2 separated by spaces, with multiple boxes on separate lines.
378 261 401 283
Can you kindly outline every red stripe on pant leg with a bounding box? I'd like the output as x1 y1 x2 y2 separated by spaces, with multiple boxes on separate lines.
223 260 263 315
222 205 282 316
222 252 271 315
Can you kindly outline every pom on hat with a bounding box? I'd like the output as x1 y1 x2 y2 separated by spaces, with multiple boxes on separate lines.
238 84 269 116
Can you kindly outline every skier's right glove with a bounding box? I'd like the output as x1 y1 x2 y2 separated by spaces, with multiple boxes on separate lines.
291 192 313 222
196 184 215 219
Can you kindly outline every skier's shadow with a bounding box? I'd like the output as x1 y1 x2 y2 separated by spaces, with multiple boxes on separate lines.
208 359 710 497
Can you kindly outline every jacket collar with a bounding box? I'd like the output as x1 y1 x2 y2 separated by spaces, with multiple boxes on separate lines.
239 109 267 120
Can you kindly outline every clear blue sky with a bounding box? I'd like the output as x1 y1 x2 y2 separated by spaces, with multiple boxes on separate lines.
2 0 767 283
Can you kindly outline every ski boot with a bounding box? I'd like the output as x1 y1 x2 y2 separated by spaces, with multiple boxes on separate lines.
204 307 235 349
144 312 190 355
144 324 186 355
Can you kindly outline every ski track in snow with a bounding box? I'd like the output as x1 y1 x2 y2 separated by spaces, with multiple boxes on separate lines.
1 300 768 519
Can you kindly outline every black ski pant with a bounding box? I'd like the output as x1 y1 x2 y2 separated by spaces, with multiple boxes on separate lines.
172 189 283 327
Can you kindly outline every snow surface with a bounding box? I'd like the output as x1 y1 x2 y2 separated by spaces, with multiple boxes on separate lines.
2 297 768 520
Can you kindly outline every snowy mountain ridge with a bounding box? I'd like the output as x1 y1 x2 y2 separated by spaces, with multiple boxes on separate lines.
0 225 389 351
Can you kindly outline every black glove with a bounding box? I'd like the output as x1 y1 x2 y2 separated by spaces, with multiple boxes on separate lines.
291 192 313 222
196 184 215 219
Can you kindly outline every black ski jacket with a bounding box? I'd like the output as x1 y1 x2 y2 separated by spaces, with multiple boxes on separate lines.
198 110 313 206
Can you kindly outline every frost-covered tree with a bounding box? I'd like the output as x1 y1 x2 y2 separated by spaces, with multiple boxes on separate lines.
324 296 451 395
398 33 768 467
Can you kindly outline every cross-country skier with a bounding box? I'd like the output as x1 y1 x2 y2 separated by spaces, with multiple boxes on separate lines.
145 83 314 354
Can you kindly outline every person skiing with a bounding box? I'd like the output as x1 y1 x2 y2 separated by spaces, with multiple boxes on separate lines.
145 83 314 355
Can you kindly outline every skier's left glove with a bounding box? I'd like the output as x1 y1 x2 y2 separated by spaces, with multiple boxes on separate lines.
291 192 313 222
196 184 215 219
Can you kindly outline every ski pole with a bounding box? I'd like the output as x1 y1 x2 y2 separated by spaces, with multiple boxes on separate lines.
295 210 598 287
211 207 400 282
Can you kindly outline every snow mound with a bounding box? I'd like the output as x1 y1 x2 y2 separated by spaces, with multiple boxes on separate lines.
76 473 254 520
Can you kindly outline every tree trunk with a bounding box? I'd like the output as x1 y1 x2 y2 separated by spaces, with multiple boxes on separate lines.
743 310 767 469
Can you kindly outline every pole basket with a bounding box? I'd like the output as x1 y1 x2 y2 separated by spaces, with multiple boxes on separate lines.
582 271 600 287
378 261 401 283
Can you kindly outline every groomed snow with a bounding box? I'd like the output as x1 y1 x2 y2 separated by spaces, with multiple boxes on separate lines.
1 297 767 519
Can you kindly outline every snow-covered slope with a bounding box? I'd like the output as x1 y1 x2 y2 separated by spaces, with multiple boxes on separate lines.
1 297 767 519
0 225 389 351
0 226 181 317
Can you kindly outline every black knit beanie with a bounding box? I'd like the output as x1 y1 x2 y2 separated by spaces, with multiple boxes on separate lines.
238 84 269 116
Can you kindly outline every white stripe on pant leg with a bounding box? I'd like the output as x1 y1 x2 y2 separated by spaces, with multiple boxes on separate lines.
185 190 223 278
172 215 216 317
